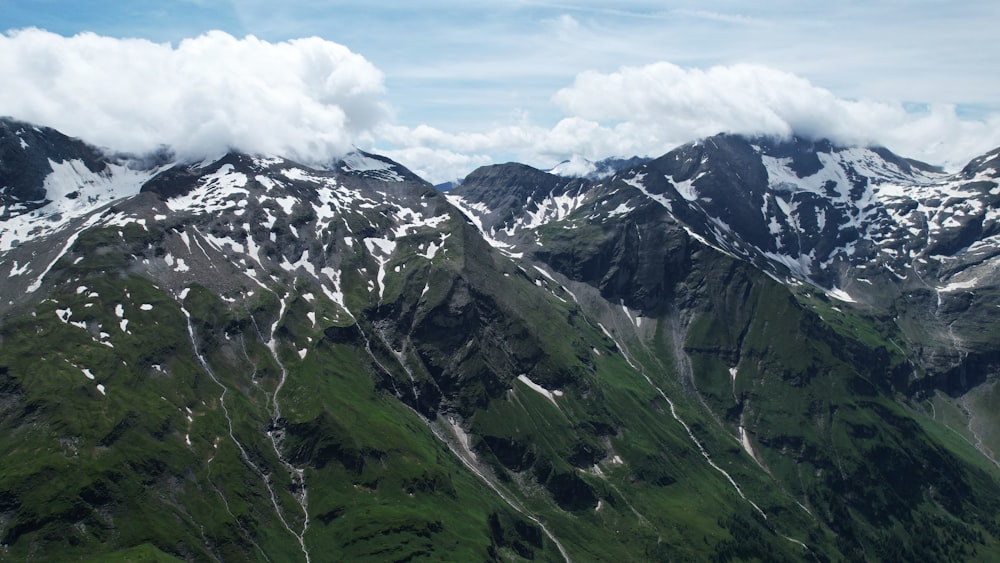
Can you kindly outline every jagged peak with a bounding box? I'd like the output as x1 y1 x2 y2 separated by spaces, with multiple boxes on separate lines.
335 149 428 185
959 146 1000 179
453 161 592 207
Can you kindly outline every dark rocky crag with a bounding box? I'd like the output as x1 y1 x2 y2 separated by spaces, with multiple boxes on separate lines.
1 121 999 561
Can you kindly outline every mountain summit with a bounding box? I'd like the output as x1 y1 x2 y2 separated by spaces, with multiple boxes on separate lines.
2 119 1000 561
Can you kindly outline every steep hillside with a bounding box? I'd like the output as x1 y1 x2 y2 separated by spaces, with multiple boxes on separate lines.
452 133 1000 461
2 118 1000 561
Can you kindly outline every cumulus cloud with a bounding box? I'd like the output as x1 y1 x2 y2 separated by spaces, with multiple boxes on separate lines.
0 28 388 163
383 61 1000 181
3 28 997 183
550 62 1000 169
378 145 494 185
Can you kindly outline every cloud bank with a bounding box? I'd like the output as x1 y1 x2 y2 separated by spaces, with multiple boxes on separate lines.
383 63 1000 181
550 63 1000 171
2 29 998 183
0 28 387 163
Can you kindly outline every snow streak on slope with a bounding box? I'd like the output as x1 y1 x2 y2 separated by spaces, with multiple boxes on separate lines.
756 145 1000 281
520 189 591 230
339 152 405 182
166 164 249 214
0 159 163 251
443 194 520 254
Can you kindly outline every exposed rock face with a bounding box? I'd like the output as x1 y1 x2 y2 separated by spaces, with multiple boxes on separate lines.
0 117 109 216
451 133 1000 388
2 121 1000 561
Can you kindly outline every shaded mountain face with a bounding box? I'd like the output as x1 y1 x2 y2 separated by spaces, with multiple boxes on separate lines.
0 118 108 213
452 133 1000 379
2 119 1000 562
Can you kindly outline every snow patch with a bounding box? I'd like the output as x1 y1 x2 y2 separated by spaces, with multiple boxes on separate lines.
165 164 248 213
364 237 396 301
671 176 699 201
444 194 518 251
606 202 634 217
826 287 856 303
516 374 563 407
55 307 72 323
340 153 404 181
8 261 30 277
939 277 980 292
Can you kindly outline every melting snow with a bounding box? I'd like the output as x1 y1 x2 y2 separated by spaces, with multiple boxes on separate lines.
738 425 766 471
8 261 30 277
392 209 450 238
671 176 699 201
826 287 856 303
115 303 130 332
607 202 634 217
939 277 980 292
165 163 249 213
164 252 191 273
624 173 672 212
1 159 161 252
521 189 589 230
273 195 298 215
364 238 396 301
26 213 103 292
444 195 518 251
340 153 404 182
516 374 563 407
419 233 450 260
319 266 346 309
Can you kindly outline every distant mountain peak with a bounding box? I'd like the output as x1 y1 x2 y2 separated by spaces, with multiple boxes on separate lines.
3 118 1000 561
335 149 427 184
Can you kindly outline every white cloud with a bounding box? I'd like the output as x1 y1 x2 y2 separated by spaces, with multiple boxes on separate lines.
378 145 493 185
0 28 388 163
383 61 1000 182
3 28 997 183
550 62 1000 170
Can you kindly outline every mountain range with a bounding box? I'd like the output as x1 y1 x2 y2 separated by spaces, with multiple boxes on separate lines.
1 115 999 561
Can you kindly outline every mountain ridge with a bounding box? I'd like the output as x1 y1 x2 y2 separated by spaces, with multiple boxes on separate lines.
2 118 1000 561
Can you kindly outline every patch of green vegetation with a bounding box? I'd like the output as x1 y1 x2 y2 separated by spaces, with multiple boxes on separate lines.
83 543 185 562
677 260 1000 561
5 188 1000 562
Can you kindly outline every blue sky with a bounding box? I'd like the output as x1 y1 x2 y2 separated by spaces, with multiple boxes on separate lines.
2 1 999 181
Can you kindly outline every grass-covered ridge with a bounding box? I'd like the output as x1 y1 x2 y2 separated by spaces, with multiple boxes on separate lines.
2 142 1000 562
